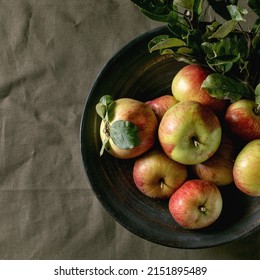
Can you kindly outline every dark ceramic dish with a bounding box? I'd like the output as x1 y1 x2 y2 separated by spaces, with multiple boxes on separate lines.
80 26 260 248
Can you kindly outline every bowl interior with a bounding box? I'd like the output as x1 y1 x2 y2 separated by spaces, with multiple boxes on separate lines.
80 26 260 248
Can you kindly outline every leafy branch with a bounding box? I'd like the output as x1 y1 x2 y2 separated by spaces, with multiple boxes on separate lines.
131 0 260 104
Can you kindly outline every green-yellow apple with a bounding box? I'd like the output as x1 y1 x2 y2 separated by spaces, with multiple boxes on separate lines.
233 139 260 196
158 100 222 165
192 135 235 186
171 64 228 114
168 179 223 229
146 95 178 121
133 149 188 199
225 99 260 142
97 96 158 159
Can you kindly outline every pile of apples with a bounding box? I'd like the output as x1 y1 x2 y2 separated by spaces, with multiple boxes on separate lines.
97 64 260 230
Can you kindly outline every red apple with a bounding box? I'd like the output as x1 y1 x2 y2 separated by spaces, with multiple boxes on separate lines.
225 99 260 142
97 96 158 159
133 149 188 199
146 95 178 121
233 139 260 196
158 100 222 165
171 64 227 113
192 135 235 186
169 179 223 229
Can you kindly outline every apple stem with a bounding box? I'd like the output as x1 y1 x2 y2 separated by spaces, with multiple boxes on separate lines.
160 180 171 189
193 139 200 147
255 104 260 115
160 182 164 189
199 206 206 213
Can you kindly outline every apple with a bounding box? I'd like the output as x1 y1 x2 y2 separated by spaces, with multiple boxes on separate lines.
158 100 222 165
146 95 178 121
233 139 260 196
171 64 228 113
133 149 188 199
192 135 235 186
225 99 260 142
168 179 223 229
97 96 158 159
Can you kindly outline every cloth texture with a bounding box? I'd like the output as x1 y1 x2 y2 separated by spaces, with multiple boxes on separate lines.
0 0 259 259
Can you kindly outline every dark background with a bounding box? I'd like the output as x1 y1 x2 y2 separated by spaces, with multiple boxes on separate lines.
0 0 259 259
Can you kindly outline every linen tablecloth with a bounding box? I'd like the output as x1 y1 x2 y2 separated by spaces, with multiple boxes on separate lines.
0 0 259 259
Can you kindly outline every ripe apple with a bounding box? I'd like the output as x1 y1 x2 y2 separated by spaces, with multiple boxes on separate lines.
233 139 260 196
146 95 178 121
133 149 188 199
98 96 158 159
168 179 223 229
192 135 235 186
158 100 222 165
171 64 227 113
225 99 260 142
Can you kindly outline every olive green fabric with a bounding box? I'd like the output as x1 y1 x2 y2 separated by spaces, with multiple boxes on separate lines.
0 0 259 259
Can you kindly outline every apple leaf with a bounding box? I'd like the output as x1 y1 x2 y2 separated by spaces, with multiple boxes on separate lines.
141 9 178 25
96 95 114 120
202 33 249 74
131 0 179 25
202 73 253 102
227 5 248 21
95 103 106 119
110 120 141 150
167 17 190 39
174 0 194 10
185 29 203 54
148 36 185 53
99 136 110 157
252 18 260 49
209 20 238 39
255 83 260 105
202 21 220 41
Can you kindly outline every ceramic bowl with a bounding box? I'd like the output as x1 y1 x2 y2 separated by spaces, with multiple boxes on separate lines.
80 26 260 248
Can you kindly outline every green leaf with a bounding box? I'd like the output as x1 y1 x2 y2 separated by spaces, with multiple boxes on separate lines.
167 17 190 39
99 95 114 106
110 120 141 150
193 0 204 19
96 95 115 121
96 103 106 119
141 9 178 25
131 1 179 25
255 83 260 105
252 18 260 49
131 0 167 11
100 136 109 156
149 37 185 53
202 33 249 73
177 47 193 54
185 29 203 53
173 0 194 10
207 58 235 73
161 49 174 55
202 21 220 40
227 5 248 21
148 35 170 51
202 73 253 102
210 20 238 39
